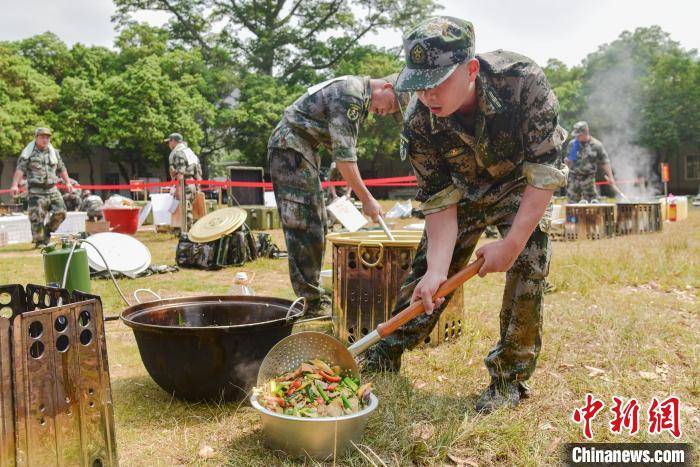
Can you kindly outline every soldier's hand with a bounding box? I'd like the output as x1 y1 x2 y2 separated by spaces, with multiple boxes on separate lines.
411 270 446 315
66 183 74 193
362 197 383 221
474 237 523 277
9 185 19 197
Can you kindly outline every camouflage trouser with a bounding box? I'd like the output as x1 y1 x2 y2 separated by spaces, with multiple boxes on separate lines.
63 193 81 211
567 174 598 203
184 183 195 230
370 186 551 382
87 210 103 222
269 147 328 306
175 182 195 231
27 189 66 244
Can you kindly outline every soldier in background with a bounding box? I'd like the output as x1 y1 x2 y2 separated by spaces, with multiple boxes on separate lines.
80 190 104 221
60 177 82 211
268 74 406 317
9 128 73 248
166 133 202 232
362 17 568 413
565 121 617 203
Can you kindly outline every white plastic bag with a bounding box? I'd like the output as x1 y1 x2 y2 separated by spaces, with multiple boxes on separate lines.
385 199 413 219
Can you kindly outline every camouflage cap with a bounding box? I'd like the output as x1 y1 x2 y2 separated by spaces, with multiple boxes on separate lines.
571 121 589 136
35 127 52 137
396 16 475 92
163 132 183 142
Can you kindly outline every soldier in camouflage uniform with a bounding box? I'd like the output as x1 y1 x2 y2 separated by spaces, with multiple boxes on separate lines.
10 128 74 248
565 121 617 202
79 190 104 221
362 17 569 413
166 133 202 231
60 177 82 211
268 74 407 317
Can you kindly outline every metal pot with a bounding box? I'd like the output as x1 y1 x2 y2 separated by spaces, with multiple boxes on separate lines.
120 295 303 401
250 393 379 460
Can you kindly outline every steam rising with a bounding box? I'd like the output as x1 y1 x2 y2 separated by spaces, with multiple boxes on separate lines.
583 47 659 200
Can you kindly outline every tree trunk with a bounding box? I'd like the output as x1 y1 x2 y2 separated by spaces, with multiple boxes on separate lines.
86 152 96 185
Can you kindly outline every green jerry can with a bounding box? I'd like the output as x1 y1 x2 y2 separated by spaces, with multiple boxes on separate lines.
43 242 91 293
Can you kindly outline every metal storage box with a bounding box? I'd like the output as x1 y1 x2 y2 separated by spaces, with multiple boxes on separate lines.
239 205 280 231
328 231 465 348
616 202 663 234
563 204 616 240
227 166 265 206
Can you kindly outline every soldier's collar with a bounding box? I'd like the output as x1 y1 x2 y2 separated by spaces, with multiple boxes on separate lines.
475 74 504 117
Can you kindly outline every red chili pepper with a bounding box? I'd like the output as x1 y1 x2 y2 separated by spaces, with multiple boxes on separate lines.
286 380 302 396
316 397 323 404
320 371 341 383
274 396 286 407
327 384 337 391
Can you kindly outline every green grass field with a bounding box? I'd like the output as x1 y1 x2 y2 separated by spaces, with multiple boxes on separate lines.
1 206 698 466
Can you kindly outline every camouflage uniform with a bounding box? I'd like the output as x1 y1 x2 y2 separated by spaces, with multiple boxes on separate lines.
16 145 67 244
565 137 610 203
80 195 104 221
366 18 568 397
168 142 201 230
268 76 371 310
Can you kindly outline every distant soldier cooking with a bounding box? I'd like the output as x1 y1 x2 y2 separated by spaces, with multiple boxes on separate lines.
565 121 620 202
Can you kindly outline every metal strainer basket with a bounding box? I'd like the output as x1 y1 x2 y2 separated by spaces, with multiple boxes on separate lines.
252 331 373 460
251 259 484 460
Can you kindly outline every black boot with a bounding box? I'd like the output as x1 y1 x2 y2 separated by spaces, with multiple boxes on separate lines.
475 379 521 413
361 344 402 373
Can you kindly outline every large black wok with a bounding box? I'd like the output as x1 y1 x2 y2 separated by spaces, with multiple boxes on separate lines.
120 295 304 401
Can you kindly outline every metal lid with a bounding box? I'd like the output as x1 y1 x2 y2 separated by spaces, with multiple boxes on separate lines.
188 207 247 243
326 230 423 247
84 232 152 275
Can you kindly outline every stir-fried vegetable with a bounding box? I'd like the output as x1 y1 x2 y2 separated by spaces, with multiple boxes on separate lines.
256 359 372 418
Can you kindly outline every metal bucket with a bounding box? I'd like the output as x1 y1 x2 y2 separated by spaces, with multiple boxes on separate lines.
616 202 663 235
563 204 616 240
250 392 378 460
327 230 464 347
120 296 304 401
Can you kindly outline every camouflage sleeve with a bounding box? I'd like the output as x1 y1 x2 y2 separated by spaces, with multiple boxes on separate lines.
520 67 569 190
169 150 187 175
55 150 66 173
404 128 461 214
597 142 611 166
328 96 363 162
16 154 29 174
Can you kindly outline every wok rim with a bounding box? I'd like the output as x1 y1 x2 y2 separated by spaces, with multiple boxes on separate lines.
250 392 379 422
120 295 304 332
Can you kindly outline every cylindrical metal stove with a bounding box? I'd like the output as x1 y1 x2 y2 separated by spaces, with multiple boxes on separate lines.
563 203 616 241
327 230 465 348
616 202 663 235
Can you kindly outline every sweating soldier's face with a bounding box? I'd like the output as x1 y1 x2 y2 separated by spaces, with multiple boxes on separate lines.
369 83 399 116
576 131 590 143
416 60 479 117
35 134 50 150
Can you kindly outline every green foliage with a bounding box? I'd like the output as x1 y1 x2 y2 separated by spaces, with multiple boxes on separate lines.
229 73 303 166
0 44 60 160
112 0 439 83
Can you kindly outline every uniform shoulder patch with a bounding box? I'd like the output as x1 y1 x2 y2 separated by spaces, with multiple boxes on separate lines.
347 103 361 121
